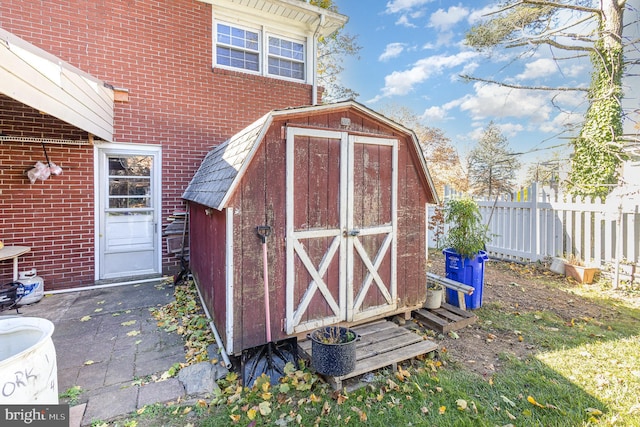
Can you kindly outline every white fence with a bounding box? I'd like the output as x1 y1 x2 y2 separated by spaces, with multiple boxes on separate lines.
429 183 640 266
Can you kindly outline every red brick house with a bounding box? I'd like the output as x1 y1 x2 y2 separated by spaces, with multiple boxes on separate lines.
0 0 347 290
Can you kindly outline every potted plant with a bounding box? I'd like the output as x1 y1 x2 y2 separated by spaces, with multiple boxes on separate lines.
309 326 359 376
425 282 443 309
441 197 491 309
564 254 599 284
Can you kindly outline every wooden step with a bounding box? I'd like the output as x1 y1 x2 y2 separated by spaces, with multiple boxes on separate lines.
413 303 477 334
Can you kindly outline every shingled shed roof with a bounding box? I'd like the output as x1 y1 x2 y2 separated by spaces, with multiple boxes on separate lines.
182 113 270 210
182 100 439 210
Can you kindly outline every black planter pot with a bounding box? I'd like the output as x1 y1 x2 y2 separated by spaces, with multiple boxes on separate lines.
309 326 358 376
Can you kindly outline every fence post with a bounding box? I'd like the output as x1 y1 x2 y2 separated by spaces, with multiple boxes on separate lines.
530 182 540 261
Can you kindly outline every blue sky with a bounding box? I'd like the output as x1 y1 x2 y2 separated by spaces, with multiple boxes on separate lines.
332 0 599 180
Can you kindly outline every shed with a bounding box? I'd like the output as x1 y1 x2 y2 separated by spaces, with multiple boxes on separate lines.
182 100 438 356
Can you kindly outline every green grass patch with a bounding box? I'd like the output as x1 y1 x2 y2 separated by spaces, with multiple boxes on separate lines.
109 274 639 427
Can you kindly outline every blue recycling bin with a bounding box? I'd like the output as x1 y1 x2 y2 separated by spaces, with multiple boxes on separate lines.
443 248 489 309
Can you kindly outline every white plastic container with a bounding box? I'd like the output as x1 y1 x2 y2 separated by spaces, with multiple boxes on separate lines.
16 268 44 306
0 317 58 404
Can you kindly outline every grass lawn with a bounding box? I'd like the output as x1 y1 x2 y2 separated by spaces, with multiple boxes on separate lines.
101 260 640 427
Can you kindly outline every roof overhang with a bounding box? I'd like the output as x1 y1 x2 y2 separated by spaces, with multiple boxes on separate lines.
198 0 348 38
0 27 114 141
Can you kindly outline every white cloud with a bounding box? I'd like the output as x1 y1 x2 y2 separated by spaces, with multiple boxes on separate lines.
468 5 501 25
496 122 524 138
379 43 406 61
458 83 552 123
385 0 433 14
395 15 417 28
428 5 469 31
368 51 479 102
516 58 558 80
421 106 448 121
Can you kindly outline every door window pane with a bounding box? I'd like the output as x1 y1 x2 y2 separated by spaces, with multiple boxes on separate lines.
107 156 152 209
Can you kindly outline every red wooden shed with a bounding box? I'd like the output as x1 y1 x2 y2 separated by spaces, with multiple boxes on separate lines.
182 100 438 356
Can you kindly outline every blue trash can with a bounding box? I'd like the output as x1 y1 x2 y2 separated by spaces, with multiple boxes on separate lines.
443 248 489 309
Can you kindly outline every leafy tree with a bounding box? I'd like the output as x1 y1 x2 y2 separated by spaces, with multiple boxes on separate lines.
464 0 635 198
466 122 521 198
380 105 468 199
308 0 362 102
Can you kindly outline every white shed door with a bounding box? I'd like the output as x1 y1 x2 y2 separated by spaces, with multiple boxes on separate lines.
285 128 397 334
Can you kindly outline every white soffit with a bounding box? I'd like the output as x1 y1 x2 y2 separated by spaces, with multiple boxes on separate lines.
0 27 114 142
199 0 348 38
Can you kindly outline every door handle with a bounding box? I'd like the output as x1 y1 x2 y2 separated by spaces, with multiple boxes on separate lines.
343 229 360 237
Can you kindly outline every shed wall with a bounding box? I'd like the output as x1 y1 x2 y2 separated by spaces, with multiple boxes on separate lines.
189 203 228 342
222 111 432 353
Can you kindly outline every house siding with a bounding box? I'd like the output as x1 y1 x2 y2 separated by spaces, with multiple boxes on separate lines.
0 0 315 289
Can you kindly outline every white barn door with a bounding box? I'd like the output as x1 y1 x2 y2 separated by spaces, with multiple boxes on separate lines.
285 128 397 334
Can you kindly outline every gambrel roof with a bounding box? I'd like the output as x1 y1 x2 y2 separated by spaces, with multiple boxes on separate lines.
183 100 439 210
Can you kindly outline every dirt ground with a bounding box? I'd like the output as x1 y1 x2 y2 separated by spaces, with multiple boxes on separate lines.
425 252 631 379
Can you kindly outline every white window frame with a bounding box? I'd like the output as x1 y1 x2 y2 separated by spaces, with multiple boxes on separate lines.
215 21 261 75
213 18 308 83
266 33 306 81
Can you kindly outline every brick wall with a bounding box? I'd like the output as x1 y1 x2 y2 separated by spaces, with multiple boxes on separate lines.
0 0 316 289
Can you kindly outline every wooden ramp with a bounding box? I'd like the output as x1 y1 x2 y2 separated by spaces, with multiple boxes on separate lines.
299 319 438 390
413 303 478 334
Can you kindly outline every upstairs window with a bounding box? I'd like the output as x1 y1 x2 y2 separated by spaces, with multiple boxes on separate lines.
268 36 305 80
215 21 306 82
216 23 259 72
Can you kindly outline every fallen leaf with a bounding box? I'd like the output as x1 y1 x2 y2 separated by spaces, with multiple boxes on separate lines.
229 414 241 423
420 406 429 414
501 395 516 407
121 320 137 326
182 407 192 415
80 315 91 322
94 308 103 313
350 406 367 422
438 406 446 414
322 401 331 415
506 410 516 420
247 408 257 420
258 401 271 415
585 408 603 416
127 330 141 337
84 360 95 365
456 399 467 410
527 395 545 408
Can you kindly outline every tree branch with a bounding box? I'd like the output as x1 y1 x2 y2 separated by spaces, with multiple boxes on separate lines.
508 37 594 51
460 75 588 92
518 0 601 15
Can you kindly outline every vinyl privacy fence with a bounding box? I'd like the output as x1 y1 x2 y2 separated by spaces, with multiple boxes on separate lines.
428 183 640 267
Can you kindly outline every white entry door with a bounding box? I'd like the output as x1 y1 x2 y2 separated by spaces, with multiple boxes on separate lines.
96 145 161 280
285 128 397 334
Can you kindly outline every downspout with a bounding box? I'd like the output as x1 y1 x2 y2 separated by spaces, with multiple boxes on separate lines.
312 14 325 105
194 281 233 368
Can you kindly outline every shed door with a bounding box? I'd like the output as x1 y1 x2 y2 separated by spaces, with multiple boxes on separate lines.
285 128 397 334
